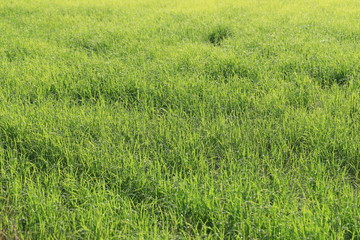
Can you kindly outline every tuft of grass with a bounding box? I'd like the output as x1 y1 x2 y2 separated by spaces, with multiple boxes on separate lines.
207 25 233 46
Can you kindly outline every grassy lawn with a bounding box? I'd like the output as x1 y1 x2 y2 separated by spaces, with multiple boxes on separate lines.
0 0 359 238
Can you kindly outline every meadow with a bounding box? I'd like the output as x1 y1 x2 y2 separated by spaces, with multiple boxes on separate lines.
0 0 359 239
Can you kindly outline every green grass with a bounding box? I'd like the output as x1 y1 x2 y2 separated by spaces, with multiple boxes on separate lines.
0 0 359 239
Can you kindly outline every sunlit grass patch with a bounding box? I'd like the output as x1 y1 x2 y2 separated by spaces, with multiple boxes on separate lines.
0 0 359 239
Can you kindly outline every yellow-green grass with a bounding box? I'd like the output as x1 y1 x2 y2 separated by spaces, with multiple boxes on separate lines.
0 0 359 239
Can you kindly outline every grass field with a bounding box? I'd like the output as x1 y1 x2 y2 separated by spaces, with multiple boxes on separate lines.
0 0 359 239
